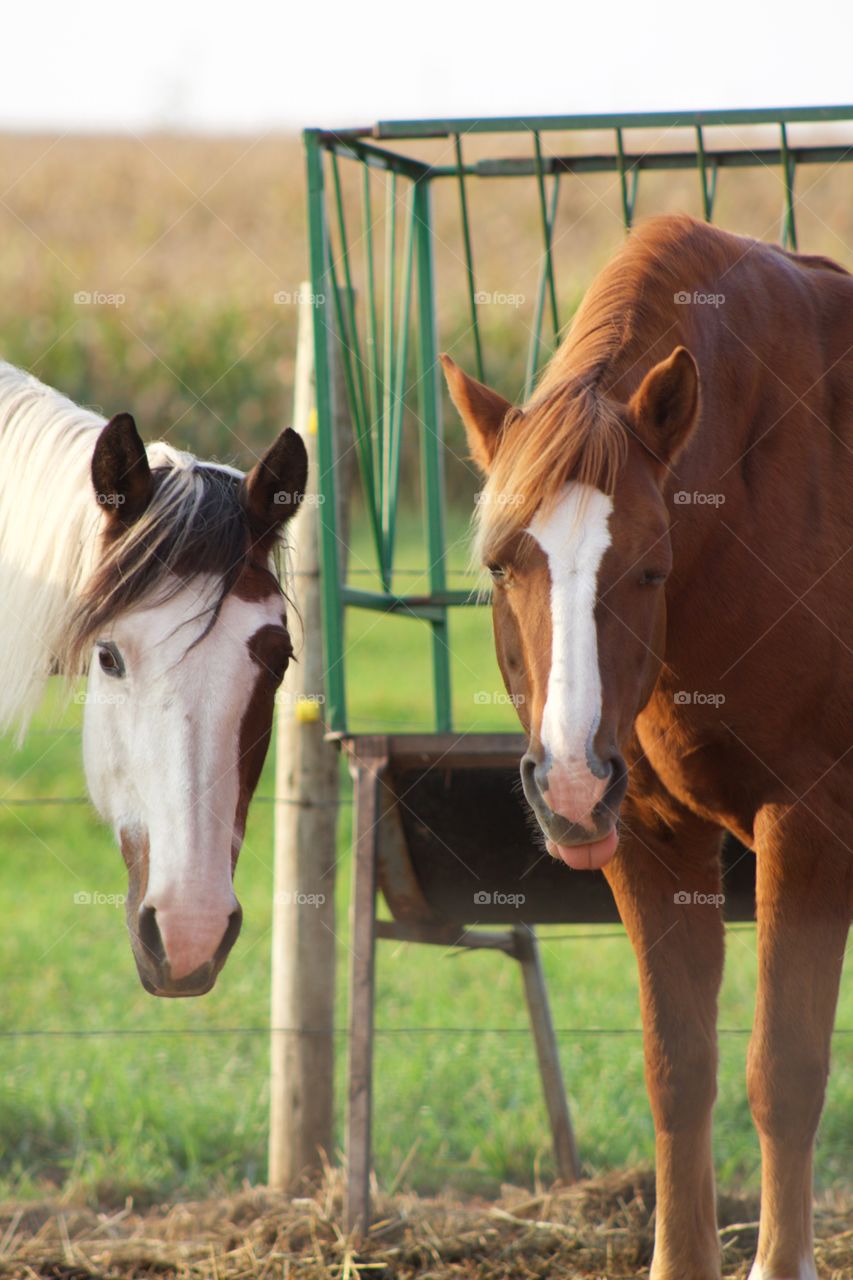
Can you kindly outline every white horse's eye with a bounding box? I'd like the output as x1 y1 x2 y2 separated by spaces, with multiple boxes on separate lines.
97 642 125 678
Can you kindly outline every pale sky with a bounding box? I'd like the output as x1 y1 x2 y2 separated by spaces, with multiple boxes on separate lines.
1 0 850 132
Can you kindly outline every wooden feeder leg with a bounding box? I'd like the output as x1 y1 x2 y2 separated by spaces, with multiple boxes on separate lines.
512 925 581 1183
345 757 386 1234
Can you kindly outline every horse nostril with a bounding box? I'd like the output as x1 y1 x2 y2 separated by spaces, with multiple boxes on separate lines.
215 906 243 964
587 748 614 782
520 752 540 797
593 755 627 820
137 904 166 965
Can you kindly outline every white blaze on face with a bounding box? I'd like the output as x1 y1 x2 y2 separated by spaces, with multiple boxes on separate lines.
82 574 284 979
527 484 614 818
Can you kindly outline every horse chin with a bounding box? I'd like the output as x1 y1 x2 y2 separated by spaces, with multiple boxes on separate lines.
137 959 221 999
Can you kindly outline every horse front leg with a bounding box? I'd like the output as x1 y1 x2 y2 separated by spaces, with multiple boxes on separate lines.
604 790 725 1280
747 800 852 1280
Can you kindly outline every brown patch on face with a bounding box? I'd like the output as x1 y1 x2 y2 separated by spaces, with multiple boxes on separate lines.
232 560 283 603
120 825 150 909
232 621 293 868
119 825 154 979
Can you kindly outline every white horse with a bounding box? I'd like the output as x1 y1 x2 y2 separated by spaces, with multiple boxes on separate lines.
0 361 307 996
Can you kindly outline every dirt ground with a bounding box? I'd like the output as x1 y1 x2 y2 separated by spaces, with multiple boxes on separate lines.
1 1168 851 1279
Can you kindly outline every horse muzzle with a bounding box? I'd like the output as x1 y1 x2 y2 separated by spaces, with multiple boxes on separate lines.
520 749 627 870
128 900 243 998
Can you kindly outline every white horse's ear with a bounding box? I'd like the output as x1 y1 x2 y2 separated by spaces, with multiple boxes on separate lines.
91 414 153 525
241 428 309 541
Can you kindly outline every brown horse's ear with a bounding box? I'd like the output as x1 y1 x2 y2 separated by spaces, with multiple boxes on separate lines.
628 346 699 467
241 428 309 540
91 413 153 525
440 353 513 474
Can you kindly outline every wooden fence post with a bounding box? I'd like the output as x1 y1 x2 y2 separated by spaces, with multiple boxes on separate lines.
268 284 341 1189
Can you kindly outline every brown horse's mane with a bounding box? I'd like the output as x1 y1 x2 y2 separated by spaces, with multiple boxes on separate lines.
474 214 850 562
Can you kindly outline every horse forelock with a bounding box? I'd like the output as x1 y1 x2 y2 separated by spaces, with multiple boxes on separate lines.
62 459 282 675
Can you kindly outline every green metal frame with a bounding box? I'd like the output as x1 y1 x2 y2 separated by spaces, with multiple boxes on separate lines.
304 106 853 734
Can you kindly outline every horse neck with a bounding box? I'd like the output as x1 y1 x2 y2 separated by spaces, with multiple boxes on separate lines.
0 364 106 740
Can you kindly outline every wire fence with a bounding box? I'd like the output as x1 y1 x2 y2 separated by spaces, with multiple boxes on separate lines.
3 1025 851 1039
4 739 849 1047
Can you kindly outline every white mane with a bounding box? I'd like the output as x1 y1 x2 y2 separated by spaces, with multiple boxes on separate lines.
0 361 241 742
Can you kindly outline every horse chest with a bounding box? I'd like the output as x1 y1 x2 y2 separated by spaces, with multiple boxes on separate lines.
635 702 758 847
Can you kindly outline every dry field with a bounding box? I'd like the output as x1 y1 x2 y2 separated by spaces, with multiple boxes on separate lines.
1 1168 852 1280
2 125 853 476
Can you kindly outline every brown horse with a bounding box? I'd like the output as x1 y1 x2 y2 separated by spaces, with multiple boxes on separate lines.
442 213 853 1280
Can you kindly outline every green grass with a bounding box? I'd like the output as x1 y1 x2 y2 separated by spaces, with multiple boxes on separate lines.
0 522 850 1207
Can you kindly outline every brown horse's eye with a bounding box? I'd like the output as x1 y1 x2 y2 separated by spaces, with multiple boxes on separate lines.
97 642 125 677
639 569 667 587
487 563 506 581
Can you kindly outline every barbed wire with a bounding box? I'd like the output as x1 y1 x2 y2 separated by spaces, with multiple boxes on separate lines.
2 1024 849 1039
3 795 354 807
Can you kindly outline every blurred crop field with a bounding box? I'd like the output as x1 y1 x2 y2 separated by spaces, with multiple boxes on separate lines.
0 129 852 1207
